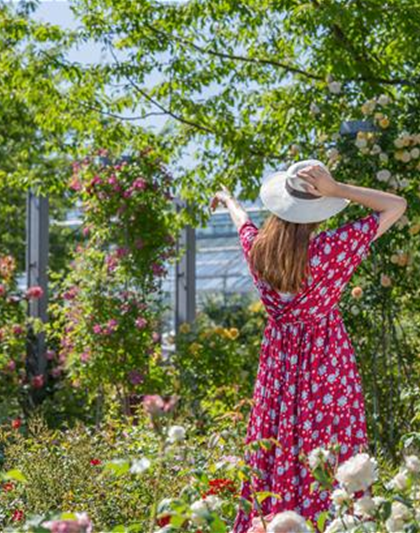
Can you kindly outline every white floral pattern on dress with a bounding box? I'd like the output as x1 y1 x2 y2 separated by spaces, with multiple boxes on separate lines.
232 211 380 533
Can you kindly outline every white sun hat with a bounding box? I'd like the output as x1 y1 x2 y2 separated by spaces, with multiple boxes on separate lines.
259 158 350 223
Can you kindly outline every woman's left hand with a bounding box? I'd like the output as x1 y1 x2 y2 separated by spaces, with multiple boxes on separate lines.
210 185 233 210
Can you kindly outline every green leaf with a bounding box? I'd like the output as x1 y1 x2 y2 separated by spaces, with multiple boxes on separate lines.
255 490 282 504
3 469 28 483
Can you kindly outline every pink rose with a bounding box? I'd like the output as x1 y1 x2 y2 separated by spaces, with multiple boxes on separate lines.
133 178 147 190
80 351 90 363
31 374 45 389
128 369 144 385
247 513 275 533
51 367 62 378
12 324 24 336
43 512 93 533
6 360 16 372
46 350 56 361
116 247 129 258
69 176 82 191
26 286 44 299
142 394 178 417
135 317 148 330
93 324 102 335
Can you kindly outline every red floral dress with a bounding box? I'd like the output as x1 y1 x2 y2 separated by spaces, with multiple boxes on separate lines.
232 211 380 533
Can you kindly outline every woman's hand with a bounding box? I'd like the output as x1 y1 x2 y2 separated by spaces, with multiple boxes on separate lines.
297 164 341 197
210 184 233 210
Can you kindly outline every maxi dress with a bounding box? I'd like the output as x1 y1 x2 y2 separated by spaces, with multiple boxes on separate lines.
232 210 380 533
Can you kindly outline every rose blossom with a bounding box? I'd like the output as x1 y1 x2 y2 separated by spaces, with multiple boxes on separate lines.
128 370 144 385
267 511 309 533
142 394 178 417
133 178 147 190
135 317 148 329
26 285 44 299
11 418 22 429
51 367 62 378
46 350 56 361
80 351 91 363
31 374 45 389
12 324 24 336
93 324 102 335
335 453 378 494
43 512 93 533
6 360 16 371
404 454 420 473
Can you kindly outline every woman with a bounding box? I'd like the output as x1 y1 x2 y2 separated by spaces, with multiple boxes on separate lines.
210 159 407 533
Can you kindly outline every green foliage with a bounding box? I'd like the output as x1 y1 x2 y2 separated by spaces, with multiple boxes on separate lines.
45 151 181 415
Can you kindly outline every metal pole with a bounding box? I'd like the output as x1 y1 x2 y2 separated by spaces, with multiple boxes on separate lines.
26 191 49 394
174 200 196 335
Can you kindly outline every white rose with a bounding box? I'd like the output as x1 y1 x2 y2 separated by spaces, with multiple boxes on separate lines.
324 514 358 533
401 150 411 162
130 457 151 474
328 81 342 94
378 94 391 106
361 100 376 115
373 495 387 506
410 147 420 159
327 148 339 158
354 494 376 517
388 468 410 490
371 144 382 155
190 499 209 525
391 500 411 521
376 169 391 182
310 102 320 115
267 511 309 533
308 447 333 470
331 488 352 508
405 454 420 473
204 494 223 509
355 138 368 149
335 453 378 494
351 305 360 316
379 152 389 163
167 425 186 443
398 178 410 189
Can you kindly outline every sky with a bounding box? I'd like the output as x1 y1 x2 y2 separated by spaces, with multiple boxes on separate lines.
31 0 265 202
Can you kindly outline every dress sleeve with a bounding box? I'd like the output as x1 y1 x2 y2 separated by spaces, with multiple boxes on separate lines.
238 218 259 264
331 210 380 263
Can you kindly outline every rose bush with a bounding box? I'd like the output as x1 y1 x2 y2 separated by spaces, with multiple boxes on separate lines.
45 148 182 417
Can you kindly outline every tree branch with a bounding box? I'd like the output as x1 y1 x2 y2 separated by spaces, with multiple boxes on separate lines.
144 20 416 87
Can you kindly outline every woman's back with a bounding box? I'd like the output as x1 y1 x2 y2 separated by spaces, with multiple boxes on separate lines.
239 211 380 326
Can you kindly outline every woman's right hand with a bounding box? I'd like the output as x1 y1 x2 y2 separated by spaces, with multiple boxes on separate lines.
297 164 341 197
210 185 233 210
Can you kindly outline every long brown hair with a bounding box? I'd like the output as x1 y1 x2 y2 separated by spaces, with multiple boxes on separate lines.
249 214 320 294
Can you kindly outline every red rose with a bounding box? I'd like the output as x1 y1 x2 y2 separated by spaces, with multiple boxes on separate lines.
90 458 102 466
11 418 22 429
157 515 171 527
26 286 44 299
12 509 24 522
3 482 14 492
31 374 45 389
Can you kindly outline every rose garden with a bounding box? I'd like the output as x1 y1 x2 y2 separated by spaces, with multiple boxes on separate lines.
0 1 420 532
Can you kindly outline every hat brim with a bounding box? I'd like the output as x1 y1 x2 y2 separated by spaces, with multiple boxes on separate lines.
259 171 350 223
